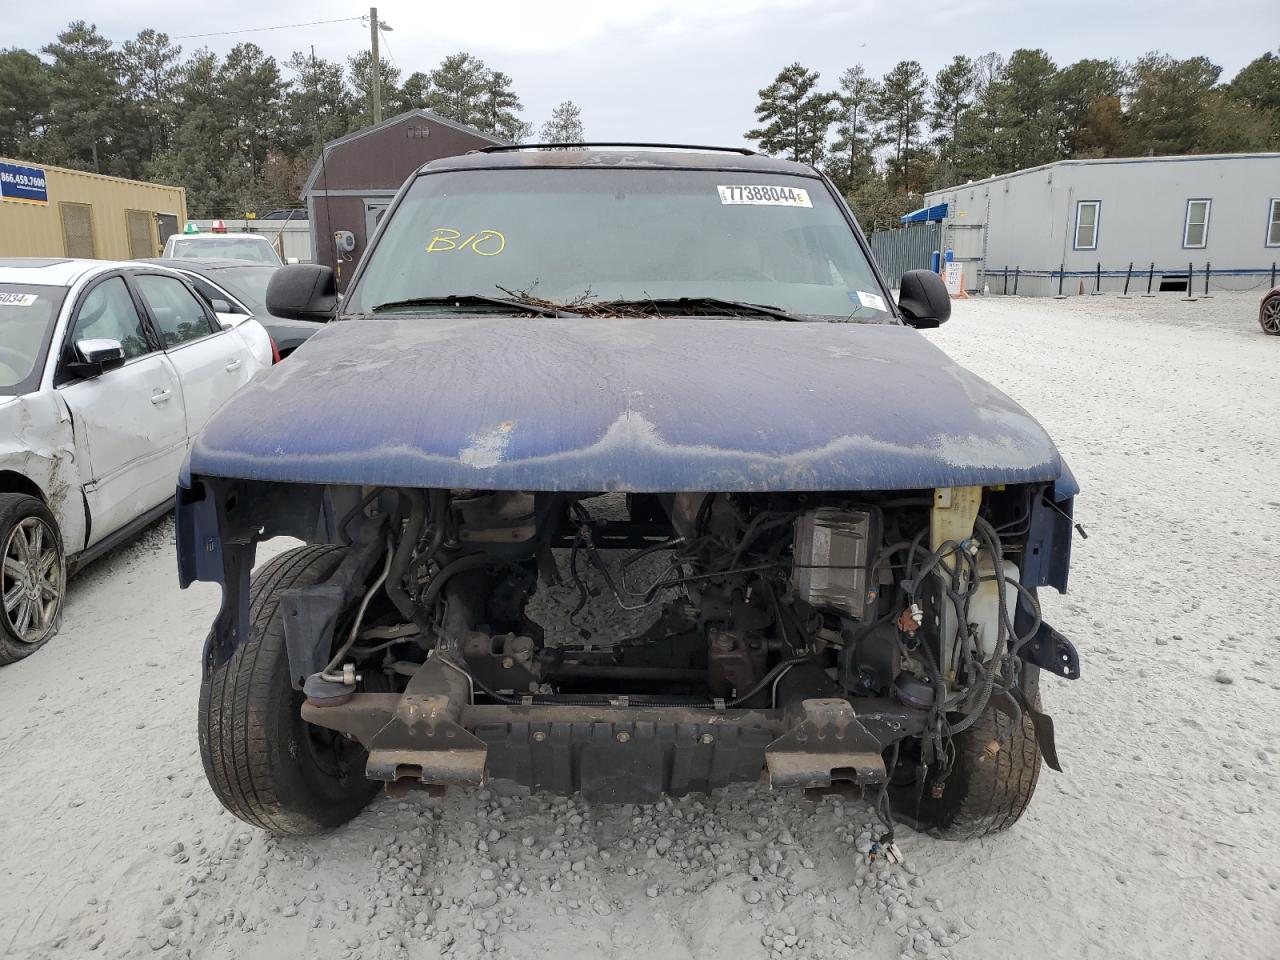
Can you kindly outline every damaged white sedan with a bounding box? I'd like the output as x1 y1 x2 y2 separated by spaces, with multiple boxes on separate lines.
0 257 273 664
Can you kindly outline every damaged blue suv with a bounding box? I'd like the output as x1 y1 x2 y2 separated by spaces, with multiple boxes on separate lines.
176 145 1079 839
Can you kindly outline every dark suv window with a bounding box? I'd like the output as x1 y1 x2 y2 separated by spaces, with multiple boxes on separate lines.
135 275 215 347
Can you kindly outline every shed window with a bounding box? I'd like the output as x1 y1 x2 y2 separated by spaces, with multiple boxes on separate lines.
1267 199 1280 248
59 202 95 258
1183 199 1211 249
1073 201 1099 250
126 210 154 258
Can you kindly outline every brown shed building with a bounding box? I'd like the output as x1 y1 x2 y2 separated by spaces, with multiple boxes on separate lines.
302 109 506 290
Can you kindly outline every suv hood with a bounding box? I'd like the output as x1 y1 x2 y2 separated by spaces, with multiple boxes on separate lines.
188 314 1063 492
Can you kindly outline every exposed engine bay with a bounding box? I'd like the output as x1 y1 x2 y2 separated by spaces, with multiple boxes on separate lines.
321 488 1039 704
195 481 1072 815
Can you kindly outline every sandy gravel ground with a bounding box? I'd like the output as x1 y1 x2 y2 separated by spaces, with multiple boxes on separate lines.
2 290 1277 960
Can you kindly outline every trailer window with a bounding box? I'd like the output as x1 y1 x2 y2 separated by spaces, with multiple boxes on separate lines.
1073 201 1099 251
1266 199 1280 248
1183 199 1210 249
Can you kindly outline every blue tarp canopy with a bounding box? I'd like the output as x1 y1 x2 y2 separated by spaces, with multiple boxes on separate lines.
900 202 948 224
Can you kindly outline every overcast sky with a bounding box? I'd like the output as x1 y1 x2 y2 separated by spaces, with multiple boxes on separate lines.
10 0 1279 147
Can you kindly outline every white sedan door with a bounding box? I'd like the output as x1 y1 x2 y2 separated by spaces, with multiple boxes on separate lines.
56 275 188 546
130 272 263 440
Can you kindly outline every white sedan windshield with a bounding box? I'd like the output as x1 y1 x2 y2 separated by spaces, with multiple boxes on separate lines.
170 237 282 266
0 284 65 394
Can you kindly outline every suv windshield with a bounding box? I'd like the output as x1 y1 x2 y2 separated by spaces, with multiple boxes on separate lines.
0 283 65 395
344 168 892 321
170 237 281 266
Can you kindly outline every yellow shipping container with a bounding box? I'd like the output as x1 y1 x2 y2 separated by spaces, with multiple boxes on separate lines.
0 157 187 260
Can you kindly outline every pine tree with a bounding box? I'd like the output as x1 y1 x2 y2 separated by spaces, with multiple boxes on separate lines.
119 30 182 162
1224 49 1280 148
986 49 1062 171
1126 53 1222 154
928 55 975 178
220 43 284 188
399 71 431 110
1053 58 1124 156
0 49 52 158
953 52 1004 180
870 61 928 192
827 65 878 193
42 21 122 173
147 50 236 215
746 63 837 165
347 51 401 128
539 101 584 144
282 52 355 156
427 53 489 128
480 70 530 142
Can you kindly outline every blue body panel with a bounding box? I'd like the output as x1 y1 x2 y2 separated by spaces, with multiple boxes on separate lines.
186 314 1064 494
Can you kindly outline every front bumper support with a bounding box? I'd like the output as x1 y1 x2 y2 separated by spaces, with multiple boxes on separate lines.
301 666 926 802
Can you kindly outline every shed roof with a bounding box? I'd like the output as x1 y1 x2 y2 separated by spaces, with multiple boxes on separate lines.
301 109 507 197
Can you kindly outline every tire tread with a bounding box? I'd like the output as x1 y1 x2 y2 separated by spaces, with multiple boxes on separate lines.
198 544 366 834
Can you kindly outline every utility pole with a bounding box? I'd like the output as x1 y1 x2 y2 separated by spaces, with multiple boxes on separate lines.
369 6 382 125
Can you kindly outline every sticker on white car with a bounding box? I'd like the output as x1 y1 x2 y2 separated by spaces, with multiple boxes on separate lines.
0 292 38 307
717 185 812 207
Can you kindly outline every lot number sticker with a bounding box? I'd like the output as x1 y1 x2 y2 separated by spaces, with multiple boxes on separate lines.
718 185 812 207
0 292 38 307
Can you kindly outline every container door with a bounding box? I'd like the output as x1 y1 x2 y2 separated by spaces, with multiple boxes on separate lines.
155 213 179 248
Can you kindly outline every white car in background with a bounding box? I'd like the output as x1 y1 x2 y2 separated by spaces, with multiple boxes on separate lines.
0 258 273 664
163 232 288 267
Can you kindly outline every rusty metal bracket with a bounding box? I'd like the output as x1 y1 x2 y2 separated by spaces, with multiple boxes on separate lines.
364 657 488 788
764 698 887 790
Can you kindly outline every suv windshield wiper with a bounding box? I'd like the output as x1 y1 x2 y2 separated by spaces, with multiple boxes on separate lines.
369 294 577 318
602 296 800 322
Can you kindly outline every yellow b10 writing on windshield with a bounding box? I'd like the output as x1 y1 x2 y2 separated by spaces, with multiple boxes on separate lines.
426 228 506 256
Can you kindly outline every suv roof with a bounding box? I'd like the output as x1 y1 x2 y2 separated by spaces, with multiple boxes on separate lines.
420 148 816 178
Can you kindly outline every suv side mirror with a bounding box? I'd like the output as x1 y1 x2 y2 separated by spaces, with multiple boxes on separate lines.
897 270 952 328
266 264 337 320
68 338 125 379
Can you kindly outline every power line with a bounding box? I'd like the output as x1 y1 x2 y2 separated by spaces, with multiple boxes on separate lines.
171 16 362 41
378 27 397 69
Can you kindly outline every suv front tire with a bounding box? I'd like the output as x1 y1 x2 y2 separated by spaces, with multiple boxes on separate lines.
198 544 380 834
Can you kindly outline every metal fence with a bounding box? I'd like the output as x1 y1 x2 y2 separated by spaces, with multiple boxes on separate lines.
867 222 942 286
983 260 1279 297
